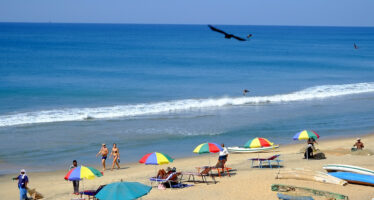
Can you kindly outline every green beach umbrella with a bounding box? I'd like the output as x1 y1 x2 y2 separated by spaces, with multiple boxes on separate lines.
95 181 152 200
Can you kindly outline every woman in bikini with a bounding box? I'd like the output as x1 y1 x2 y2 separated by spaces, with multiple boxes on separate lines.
109 143 120 170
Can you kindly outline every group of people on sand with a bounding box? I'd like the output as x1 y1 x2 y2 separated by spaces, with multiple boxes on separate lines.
96 143 121 171
66 143 121 196
155 143 229 188
304 137 365 159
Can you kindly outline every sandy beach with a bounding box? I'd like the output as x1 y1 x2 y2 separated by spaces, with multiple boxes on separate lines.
1 134 373 200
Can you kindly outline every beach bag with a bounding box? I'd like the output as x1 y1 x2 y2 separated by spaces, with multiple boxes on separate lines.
314 152 326 160
158 183 166 190
27 187 44 199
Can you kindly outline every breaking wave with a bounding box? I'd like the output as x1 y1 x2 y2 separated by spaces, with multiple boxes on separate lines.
1 82 374 127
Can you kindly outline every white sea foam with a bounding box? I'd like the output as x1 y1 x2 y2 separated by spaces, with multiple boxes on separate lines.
1 82 374 127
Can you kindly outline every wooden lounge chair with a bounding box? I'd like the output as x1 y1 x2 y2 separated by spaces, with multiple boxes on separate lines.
196 166 232 177
249 154 282 168
80 185 106 200
182 167 216 184
149 172 180 188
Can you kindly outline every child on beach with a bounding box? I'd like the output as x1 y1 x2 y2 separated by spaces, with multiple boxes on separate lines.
12 169 29 200
109 143 120 170
96 144 109 171
69 160 79 195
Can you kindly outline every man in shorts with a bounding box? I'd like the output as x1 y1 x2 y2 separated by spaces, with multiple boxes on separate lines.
96 144 109 171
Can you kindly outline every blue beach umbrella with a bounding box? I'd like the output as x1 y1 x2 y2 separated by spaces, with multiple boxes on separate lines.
95 181 152 200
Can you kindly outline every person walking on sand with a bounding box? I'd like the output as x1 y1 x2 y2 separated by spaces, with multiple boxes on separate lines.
109 143 120 170
96 144 109 171
69 160 79 195
216 143 229 171
12 169 29 200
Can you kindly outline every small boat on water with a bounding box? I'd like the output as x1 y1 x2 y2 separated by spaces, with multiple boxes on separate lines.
227 145 279 153
329 172 374 186
323 164 374 176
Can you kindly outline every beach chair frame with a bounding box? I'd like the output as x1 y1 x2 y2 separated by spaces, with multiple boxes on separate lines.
149 172 180 188
249 154 282 168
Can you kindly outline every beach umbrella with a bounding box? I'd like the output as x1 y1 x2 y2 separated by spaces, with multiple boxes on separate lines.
244 137 274 148
64 165 103 181
139 152 174 165
193 142 223 154
293 130 320 140
95 181 152 200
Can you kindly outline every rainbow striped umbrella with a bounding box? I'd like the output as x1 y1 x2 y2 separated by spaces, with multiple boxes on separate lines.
193 143 223 154
64 165 103 181
293 130 320 140
139 152 174 165
244 137 273 148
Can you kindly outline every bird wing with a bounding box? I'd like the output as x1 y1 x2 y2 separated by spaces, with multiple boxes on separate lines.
208 25 228 35
232 35 246 41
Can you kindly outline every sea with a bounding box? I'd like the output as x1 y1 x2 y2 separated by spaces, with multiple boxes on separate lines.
1 23 374 174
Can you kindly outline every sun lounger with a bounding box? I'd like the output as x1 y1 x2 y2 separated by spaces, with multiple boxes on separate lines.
149 172 180 188
182 167 216 184
79 185 106 200
196 166 232 177
249 154 282 168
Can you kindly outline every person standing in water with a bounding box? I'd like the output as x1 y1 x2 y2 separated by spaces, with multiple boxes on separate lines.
13 169 29 200
109 143 120 170
96 144 109 171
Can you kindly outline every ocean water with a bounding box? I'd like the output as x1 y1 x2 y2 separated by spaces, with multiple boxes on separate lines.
1 23 374 174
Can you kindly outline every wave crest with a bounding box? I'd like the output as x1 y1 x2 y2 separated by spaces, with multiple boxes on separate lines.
1 82 374 127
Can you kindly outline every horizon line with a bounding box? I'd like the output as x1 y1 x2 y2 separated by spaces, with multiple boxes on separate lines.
0 21 373 28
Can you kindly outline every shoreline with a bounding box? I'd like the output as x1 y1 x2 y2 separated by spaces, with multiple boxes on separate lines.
1 132 373 199
1 131 373 176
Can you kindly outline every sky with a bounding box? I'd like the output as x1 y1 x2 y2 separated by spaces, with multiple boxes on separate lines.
0 0 373 26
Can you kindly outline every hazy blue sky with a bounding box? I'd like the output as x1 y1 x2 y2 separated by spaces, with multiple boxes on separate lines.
1 0 373 26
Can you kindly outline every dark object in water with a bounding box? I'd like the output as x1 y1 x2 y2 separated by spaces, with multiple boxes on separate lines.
84 115 95 120
208 25 246 41
243 89 250 96
354 43 359 49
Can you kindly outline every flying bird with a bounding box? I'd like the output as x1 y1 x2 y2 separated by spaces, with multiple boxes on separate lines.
354 43 359 49
208 25 246 41
243 89 250 96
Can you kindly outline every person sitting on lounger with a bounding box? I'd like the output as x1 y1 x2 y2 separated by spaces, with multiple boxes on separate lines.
155 167 178 188
352 138 364 151
156 167 176 179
